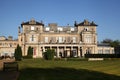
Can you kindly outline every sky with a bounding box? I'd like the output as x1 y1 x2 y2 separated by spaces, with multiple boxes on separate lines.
0 0 120 42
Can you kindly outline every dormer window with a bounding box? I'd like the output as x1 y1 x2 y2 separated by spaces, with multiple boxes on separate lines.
58 27 63 31
45 27 50 31
31 26 35 30
71 27 74 31
84 27 88 31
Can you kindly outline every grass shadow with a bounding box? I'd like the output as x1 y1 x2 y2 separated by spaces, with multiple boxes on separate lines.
19 67 120 80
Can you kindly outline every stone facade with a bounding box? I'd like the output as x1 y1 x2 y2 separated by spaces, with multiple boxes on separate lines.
0 19 114 58
17 19 114 58
0 36 18 57
97 44 114 54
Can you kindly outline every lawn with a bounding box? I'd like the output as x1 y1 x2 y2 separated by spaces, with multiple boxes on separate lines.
18 59 120 80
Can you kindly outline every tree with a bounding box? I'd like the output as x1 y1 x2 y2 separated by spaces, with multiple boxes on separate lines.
14 44 22 61
102 39 113 44
102 39 120 47
110 40 120 47
27 46 33 58
44 48 55 60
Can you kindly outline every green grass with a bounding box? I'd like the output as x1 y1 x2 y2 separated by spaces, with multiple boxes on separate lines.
18 59 120 80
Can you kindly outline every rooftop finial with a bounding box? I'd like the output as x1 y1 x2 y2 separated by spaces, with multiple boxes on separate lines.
18 26 21 33
29 18 36 24
84 19 89 25
74 21 77 26
31 18 35 22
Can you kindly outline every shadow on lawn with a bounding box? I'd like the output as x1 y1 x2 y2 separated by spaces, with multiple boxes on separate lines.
19 67 120 80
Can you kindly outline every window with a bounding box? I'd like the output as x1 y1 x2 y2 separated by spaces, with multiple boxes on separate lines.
63 37 65 43
85 35 92 43
105 50 110 54
31 35 34 41
84 27 88 31
58 27 63 31
30 35 36 42
45 37 48 43
98 50 103 54
73 37 76 43
31 26 35 30
112 50 114 53
59 37 62 43
51 37 56 43
45 27 50 31
10 44 12 47
86 48 91 54
71 28 74 31
67 37 71 43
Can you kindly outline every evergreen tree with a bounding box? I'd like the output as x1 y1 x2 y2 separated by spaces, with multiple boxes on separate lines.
27 46 33 58
14 44 22 61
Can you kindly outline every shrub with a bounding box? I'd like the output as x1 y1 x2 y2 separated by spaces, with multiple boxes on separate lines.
44 49 55 60
14 45 22 61
85 54 120 58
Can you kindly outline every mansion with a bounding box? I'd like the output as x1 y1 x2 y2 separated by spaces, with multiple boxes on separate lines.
0 19 114 58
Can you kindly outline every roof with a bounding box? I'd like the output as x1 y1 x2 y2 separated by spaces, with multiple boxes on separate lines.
97 43 111 47
21 19 44 26
75 20 98 27
0 36 6 40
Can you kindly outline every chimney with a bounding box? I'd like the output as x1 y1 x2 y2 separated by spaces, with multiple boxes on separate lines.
8 36 13 40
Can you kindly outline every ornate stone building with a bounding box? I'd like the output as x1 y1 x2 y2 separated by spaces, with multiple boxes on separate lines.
0 36 18 57
0 19 114 58
17 19 114 58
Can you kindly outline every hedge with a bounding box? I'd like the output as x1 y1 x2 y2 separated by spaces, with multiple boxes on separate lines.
85 54 120 58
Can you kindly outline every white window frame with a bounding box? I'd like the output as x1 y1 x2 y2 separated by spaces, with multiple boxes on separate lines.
73 37 76 43
63 37 65 42
59 37 62 43
84 27 88 31
71 27 75 31
45 37 48 43
31 26 35 30
45 27 50 31
58 27 63 31
30 35 36 42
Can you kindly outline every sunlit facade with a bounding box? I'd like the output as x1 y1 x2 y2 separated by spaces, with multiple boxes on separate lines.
0 19 114 58
0 36 18 57
17 19 114 58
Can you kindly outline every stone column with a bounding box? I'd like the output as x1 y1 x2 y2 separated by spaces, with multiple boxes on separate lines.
43 46 45 52
22 45 25 56
71 46 73 51
57 46 60 58
78 47 80 57
71 46 73 57
64 46 67 57
39 46 42 58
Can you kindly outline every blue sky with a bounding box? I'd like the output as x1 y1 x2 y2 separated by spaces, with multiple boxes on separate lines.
0 0 120 41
